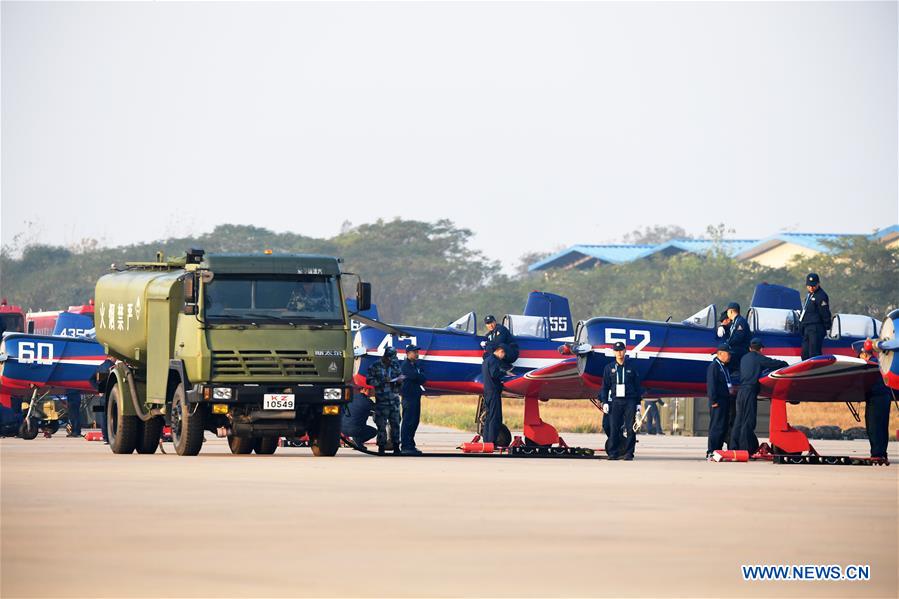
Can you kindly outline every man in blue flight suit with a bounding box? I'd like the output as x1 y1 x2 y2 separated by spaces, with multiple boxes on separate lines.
642 399 663 434
483 315 519 369
730 338 787 454
341 390 377 450
66 390 82 437
724 302 750 374
857 345 891 462
799 273 832 360
481 344 507 445
366 346 403 455
706 344 733 459
599 341 643 460
400 344 427 455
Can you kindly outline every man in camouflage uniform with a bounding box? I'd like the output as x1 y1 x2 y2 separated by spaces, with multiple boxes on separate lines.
289 281 330 313
366 346 403 454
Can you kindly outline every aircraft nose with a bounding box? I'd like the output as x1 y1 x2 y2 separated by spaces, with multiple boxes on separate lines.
572 343 593 355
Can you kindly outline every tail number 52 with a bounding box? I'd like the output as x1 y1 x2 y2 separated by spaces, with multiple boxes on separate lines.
605 329 651 355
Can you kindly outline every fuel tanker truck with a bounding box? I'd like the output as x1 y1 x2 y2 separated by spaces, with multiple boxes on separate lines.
94 248 371 456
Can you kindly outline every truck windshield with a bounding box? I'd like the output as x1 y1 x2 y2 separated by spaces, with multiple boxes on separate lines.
204 275 342 323
1 314 25 334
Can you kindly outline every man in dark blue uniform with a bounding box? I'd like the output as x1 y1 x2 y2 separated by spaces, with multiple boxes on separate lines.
483 315 519 368
858 345 892 462
799 273 832 360
341 390 377 450
400 344 427 455
724 302 750 373
481 344 507 445
598 341 643 460
730 338 788 454
706 344 733 458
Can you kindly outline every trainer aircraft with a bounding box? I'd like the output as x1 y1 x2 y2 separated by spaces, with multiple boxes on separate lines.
571 283 888 458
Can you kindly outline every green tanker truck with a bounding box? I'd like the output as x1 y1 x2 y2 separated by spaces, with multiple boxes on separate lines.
94 248 371 457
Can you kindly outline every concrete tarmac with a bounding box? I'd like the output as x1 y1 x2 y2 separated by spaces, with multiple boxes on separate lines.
2 427 897 598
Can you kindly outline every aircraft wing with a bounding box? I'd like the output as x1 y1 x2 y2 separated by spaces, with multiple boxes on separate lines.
502 357 601 399
759 355 881 403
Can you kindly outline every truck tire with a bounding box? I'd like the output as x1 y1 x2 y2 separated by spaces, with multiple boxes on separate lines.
136 416 164 454
171 383 204 456
255 436 278 455
107 386 138 454
228 434 254 454
311 415 341 457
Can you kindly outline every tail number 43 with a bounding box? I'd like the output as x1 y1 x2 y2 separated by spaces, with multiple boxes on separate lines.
605 329 651 355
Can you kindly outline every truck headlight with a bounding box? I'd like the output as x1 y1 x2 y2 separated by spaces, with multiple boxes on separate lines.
212 387 232 400
323 388 343 400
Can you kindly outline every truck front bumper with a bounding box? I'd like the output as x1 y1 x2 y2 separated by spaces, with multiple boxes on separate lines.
187 383 351 406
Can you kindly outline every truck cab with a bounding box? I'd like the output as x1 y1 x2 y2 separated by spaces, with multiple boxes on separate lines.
95 249 371 457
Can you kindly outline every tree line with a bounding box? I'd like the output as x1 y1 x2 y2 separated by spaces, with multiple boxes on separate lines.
1 220 896 326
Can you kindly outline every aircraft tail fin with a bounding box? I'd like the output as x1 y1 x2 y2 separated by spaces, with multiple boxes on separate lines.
750 283 801 311
524 291 573 340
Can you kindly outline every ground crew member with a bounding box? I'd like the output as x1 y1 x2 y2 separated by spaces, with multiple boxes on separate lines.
400 344 426 455
341 390 377 450
730 338 787 454
481 344 507 445
643 399 663 434
598 341 643 460
366 347 403 454
858 346 892 462
724 302 750 372
716 313 732 341
483 315 519 368
799 273 832 360
706 344 733 458
66 390 82 437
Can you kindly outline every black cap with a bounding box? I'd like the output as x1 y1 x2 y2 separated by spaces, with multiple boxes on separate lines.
383 347 397 357
405 344 420 352
719 313 731 323
484 315 496 324
749 337 764 349
714 343 731 354
612 341 626 351
806 272 820 286
495 343 508 353
726 302 741 312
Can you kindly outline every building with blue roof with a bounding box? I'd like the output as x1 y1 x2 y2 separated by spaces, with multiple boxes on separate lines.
529 226 898 272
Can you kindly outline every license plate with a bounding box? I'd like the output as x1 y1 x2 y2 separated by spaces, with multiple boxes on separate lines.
263 394 295 410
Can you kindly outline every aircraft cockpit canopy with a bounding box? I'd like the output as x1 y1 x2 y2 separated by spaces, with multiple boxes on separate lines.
503 314 548 339
447 311 477 335
747 307 798 334
829 314 881 340
682 304 717 328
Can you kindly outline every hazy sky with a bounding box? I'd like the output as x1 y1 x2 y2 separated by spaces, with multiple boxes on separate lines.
2 1 897 271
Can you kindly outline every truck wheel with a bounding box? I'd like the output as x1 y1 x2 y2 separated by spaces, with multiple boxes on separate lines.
136 416 164 454
255 437 278 455
311 415 341 457
107 386 138 454
19 419 40 440
171 383 204 456
228 434 254 454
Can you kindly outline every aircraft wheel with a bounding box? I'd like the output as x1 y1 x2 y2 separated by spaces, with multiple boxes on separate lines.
46 421 60 436
19 419 40 440
824 456 840 465
228 434 254 454
254 437 279 455
107 386 139 454
495 424 512 447
136 416 164 454
170 383 204 456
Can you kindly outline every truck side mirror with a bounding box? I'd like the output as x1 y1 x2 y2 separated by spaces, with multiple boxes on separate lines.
183 274 199 315
356 282 372 312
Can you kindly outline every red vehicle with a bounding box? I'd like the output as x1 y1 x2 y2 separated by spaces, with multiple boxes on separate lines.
25 301 95 335
0 298 26 336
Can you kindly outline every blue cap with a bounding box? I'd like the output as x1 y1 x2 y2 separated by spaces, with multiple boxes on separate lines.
484 315 496 324
749 337 764 349
405 344 420 352
726 302 741 312
806 272 820 286
714 343 731 353
612 341 626 351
